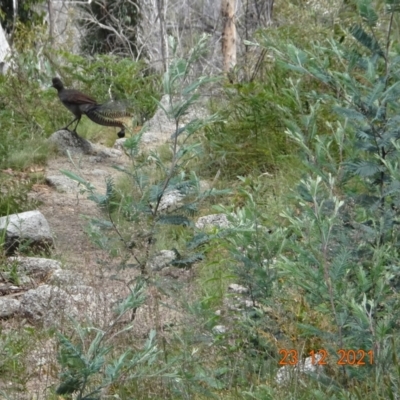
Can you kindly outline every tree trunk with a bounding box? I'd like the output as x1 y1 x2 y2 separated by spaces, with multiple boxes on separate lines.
156 0 168 72
0 22 11 74
11 0 18 44
47 0 54 44
221 0 236 74
265 0 274 26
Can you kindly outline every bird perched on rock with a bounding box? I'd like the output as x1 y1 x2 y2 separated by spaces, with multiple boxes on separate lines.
52 77 129 138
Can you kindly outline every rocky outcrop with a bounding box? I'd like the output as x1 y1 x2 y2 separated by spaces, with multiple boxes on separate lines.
0 211 54 255
48 129 93 155
0 256 116 327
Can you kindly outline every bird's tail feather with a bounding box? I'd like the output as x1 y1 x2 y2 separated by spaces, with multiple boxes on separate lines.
85 102 130 128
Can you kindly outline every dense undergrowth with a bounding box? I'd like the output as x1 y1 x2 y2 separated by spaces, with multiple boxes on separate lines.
2 0 400 399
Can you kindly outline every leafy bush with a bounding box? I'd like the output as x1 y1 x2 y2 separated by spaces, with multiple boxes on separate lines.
52 53 161 126
210 0 400 397
199 0 400 399
204 80 289 176
0 57 54 170
204 51 336 178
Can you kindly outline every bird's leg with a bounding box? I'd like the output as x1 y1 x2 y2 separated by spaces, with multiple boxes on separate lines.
71 117 81 133
63 116 79 131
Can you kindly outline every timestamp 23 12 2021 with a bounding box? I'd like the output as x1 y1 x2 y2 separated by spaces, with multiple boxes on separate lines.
279 349 374 366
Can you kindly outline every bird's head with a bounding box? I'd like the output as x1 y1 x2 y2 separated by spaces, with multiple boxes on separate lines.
52 77 64 91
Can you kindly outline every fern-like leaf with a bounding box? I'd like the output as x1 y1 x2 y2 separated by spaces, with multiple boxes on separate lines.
358 0 379 26
350 25 384 57
334 106 367 121
87 177 118 213
187 233 210 249
366 80 385 107
179 203 198 216
346 160 384 177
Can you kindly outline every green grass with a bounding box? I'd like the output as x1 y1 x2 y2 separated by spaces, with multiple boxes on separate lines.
0 326 52 392
0 173 42 217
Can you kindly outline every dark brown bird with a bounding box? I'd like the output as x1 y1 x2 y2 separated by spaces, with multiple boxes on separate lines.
52 77 128 138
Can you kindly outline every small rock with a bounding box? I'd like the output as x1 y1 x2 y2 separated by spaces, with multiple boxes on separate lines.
19 284 114 326
8 256 61 280
243 299 253 308
196 214 230 230
114 138 127 149
48 269 84 285
46 175 78 192
0 211 54 255
0 298 20 318
20 285 79 326
226 298 254 312
158 190 184 211
99 148 122 158
149 250 176 271
212 325 227 334
228 283 248 294
89 146 122 163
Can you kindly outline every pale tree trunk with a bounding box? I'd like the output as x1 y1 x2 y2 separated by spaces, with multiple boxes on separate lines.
0 22 11 74
266 0 275 26
221 0 236 74
47 0 54 44
11 0 18 43
156 0 168 72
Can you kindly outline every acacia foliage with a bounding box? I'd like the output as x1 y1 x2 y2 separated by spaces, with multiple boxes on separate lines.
214 0 400 395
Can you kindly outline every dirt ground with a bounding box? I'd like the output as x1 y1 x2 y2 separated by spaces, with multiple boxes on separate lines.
33 151 127 268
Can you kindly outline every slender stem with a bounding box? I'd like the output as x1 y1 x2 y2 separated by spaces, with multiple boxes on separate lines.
107 204 143 269
385 12 394 78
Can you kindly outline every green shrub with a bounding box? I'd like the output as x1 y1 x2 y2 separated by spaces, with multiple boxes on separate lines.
52 53 161 125
213 0 400 397
203 54 337 178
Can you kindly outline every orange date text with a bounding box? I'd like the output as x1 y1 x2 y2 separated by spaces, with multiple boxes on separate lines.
278 349 374 366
